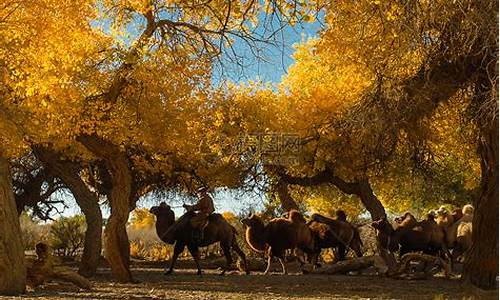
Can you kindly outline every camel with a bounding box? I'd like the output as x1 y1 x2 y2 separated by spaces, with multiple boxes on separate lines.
240 210 315 275
435 206 455 228
451 208 463 223
394 212 418 228
444 204 474 260
150 202 249 275
372 212 449 259
307 213 363 264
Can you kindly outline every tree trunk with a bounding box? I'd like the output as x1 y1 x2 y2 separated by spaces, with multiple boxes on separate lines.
275 179 299 211
34 148 103 277
78 136 134 283
0 156 26 295
356 178 386 220
462 118 499 290
72 185 102 277
103 155 133 282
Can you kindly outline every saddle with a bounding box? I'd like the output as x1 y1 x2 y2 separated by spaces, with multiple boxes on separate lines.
188 213 222 245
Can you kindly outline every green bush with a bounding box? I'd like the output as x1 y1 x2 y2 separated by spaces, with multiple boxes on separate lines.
50 215 86 256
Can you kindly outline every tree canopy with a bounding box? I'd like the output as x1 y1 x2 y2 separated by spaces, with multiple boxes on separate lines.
0 0 497 292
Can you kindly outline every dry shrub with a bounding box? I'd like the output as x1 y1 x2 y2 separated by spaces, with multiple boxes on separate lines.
20 212 50 250
127 220 174 261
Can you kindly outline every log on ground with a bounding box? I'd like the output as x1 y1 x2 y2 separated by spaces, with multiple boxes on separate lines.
303 256 387 275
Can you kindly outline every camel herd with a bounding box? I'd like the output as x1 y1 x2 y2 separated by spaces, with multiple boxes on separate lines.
149 203 474 275
372 204 473 263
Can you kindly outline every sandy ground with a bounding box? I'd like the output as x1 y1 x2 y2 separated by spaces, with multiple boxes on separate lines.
3 260 498 300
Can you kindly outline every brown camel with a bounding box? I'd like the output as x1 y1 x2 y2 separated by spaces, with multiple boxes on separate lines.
451 208 463 223
435 206 455 228
444 204 474 260
307 213 363 264
372 213 449 259
241 210 315 275
394 212 418 228
150 202 249 275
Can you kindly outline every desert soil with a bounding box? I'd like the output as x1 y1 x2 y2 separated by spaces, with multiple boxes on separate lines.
2 260 498 300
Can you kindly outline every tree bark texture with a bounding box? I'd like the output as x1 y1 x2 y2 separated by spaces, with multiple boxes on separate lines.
77 136 134 283
0 156 26 295
462 117 499 290
35 148 103 277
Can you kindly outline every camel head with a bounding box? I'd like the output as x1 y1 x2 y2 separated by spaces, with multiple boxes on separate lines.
462 204 474 215
149 202 175 222
240 213 264 228
394 212 418 228
425 210 437 222
394 212 413 224
436 205 449 217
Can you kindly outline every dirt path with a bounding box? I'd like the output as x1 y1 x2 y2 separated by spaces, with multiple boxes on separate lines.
6 265 498 300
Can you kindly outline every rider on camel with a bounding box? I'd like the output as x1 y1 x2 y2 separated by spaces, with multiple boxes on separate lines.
183 186 215 243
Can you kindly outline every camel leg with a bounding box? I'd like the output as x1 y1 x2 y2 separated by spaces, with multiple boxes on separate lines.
219 243 233 276
310 251 321 269
277 255 287 275
399 246 410 259
165 242 184 275
264 254 273 275
351 240 364 258
231 240 249 274
187 244 202 276
337 245 346 261
308 248 323 269
295 248 313 273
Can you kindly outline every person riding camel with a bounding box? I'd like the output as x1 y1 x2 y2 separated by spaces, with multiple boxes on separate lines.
183 186 215 243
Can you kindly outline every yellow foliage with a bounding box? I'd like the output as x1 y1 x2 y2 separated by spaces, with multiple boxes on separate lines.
129 208 156 230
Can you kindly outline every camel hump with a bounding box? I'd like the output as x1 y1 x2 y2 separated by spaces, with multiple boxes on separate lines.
311 213 336 225
208 213 225 223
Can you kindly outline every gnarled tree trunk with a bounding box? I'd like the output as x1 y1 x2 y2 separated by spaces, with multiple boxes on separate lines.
462 117 499 290
0 156 26 295
78 136 134 283
104 154 133 282
355 178 386 220
35 148 103 277
74 189 102 278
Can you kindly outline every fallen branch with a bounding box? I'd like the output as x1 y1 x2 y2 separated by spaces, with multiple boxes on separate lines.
389 253 451 280
26 242 92 290
303 255 388 275
302 252 450 280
